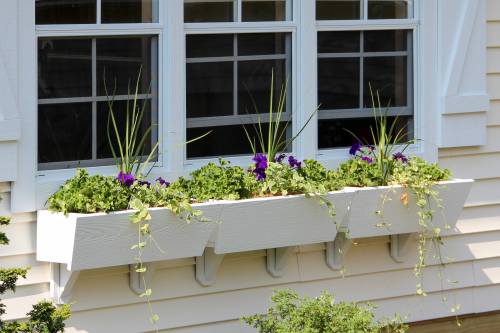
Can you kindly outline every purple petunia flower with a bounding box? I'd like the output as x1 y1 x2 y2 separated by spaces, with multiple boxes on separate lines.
138 180 151 188
117 171 135 187
288 155 302 169
252 153 268 181
361 156 373 164
393 152 408 163
274 153 286 163
349 142 362 156
156 177 171 187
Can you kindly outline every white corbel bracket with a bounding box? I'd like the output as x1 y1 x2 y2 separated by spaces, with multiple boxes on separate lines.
326 232 352 271
196 247 225 286
50 263 80 305
129 262 156 295
267 247 293 278
390 233 413 263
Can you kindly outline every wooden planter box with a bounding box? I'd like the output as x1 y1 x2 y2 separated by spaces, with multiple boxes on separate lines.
212 190 355 254
37 208 218 271
346 179 473 238
36 180 472 271
37 190 355 270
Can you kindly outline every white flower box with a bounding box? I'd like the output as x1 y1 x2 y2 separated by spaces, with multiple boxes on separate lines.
212 189 355 254
345 179 473 238
36 207 218 271
37 190 355 270
36 180 472 271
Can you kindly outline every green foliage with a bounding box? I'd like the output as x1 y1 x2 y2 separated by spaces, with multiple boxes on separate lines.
243 71 317 161
346 88 413 185
392 157 451 296
2 302 71 333
47 169 130 215
172 159 257 201
1 205 70 333
243 290 408 333
0 216 10 246
105 68 158 177
332 158 383 188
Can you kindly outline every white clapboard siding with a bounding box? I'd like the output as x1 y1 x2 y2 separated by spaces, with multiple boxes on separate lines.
439 0 489 147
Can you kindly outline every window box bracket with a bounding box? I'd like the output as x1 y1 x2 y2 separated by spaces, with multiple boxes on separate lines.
129 263 156 295
196 247 225 286
326 232 352 271
390 233 414 263
267 247 294 278
49 263 79 305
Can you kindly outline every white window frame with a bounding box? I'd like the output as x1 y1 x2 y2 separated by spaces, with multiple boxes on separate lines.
28 0 439 209
182 0 297 170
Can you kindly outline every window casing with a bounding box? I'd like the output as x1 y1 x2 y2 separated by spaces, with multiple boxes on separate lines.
184 0 294 159
315 0 416 154
33 0 433 200
36 0 160 170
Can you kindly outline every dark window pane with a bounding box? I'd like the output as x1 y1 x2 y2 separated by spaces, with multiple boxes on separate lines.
38 38 92 99
184 1 234 22
97 36 153 96
38 103 92 163
316 0 361 20
187 62 234 118
364 56 407 108
186 34 234 58
36 0 96 24
318 31 360 53
187 123 289 158
368 0 408 19
242 1 286 21
238 33 287 56
238 60 287 115
102 0 157 23
318 116 411 149
96 100 154 159
364 30 408 52
318 58 360 110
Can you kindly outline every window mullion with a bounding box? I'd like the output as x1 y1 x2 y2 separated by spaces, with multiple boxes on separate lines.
92 38 97 161
233 35 238 116
97 0 102 24
296 0 317 160
363 0 368 20
359 31 364 110
236 0 242 22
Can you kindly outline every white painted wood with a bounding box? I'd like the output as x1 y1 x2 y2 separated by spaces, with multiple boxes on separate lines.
37 207 217 271
390 233 414 263
11 0 37 212
346 179 473 238
325 232 352 270
195 247 225 286
129 262 156 295
266 247 293 278
213 190 354 254
439 0 489 147
50 263 80 305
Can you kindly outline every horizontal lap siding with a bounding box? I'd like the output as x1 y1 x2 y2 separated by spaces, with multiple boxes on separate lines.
4 1 500 332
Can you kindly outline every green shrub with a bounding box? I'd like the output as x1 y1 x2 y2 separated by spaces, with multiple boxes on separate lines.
243 290 408 333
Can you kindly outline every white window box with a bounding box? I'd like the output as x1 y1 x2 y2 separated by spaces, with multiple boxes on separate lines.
36 179 472 302
36 180 472 269
346 179 473 238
